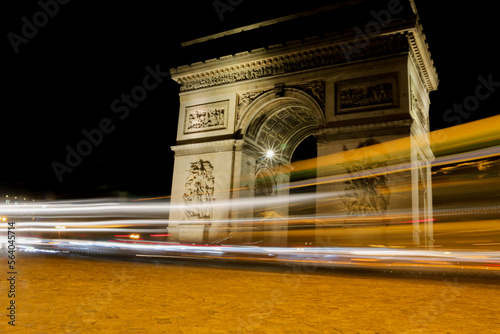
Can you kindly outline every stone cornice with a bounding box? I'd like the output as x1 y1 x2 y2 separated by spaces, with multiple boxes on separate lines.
316 119 413 141
407 24 439 92
171 33 411 93
171 27 437 94
171 139 243 157
407 0 439 91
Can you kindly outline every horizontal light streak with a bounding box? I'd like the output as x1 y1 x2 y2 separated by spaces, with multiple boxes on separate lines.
11 228 168 233
11 237 500 273
1 117 498 226
10 219 170 227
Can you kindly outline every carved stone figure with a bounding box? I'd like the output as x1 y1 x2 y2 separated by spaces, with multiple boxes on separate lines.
236 90 265 120
187 108 225 131
183 160 215 219
340 83 393 110
309 80 325 106
412 90 427 129
289 80 325 108
342 139 390 216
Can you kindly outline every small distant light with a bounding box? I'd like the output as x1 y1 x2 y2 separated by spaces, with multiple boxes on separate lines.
266 150 275 158
1 217 7 222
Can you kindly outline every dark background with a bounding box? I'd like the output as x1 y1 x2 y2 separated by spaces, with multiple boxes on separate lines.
2 0 499 200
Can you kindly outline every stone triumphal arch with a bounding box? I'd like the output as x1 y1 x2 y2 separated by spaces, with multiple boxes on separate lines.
168 0 438 247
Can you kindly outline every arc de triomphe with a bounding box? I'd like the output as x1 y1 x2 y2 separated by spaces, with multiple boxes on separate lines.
168 0 438 247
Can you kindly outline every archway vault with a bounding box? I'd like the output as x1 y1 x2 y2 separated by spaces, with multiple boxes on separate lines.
238 88 325 162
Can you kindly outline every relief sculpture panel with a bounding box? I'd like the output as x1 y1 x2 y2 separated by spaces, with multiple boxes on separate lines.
336 73 398 114
184 100 228 134
342 139 390 216
183 160 215 219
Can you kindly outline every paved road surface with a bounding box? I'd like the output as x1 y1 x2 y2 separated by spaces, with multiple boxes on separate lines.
1 252 499 334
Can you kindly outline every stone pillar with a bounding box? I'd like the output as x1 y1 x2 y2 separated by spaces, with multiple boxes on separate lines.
169 140 239 243
316 121 415 247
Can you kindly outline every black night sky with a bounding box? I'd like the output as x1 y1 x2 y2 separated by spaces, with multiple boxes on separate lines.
2 0 499 200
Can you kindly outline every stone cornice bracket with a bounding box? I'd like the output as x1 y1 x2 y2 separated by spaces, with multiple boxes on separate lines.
407 22 439 92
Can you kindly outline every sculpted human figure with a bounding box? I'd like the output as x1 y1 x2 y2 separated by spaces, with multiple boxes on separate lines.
183 160 215 219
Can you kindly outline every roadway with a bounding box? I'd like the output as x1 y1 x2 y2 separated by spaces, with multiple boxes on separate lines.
1 252 499 334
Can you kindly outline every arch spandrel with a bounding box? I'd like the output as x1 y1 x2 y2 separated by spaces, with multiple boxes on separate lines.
237 88 325 136
236 88 325 163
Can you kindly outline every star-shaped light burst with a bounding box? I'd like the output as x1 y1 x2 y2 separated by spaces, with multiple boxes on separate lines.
261 144 284 165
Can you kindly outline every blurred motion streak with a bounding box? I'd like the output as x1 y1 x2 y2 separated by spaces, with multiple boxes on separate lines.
1 116 499 274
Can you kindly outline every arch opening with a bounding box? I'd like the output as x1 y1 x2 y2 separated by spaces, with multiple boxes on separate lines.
289 134 317 217
238 88 324 245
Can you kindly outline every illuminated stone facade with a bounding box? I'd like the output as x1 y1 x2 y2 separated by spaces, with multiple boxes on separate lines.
168 0 438 246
